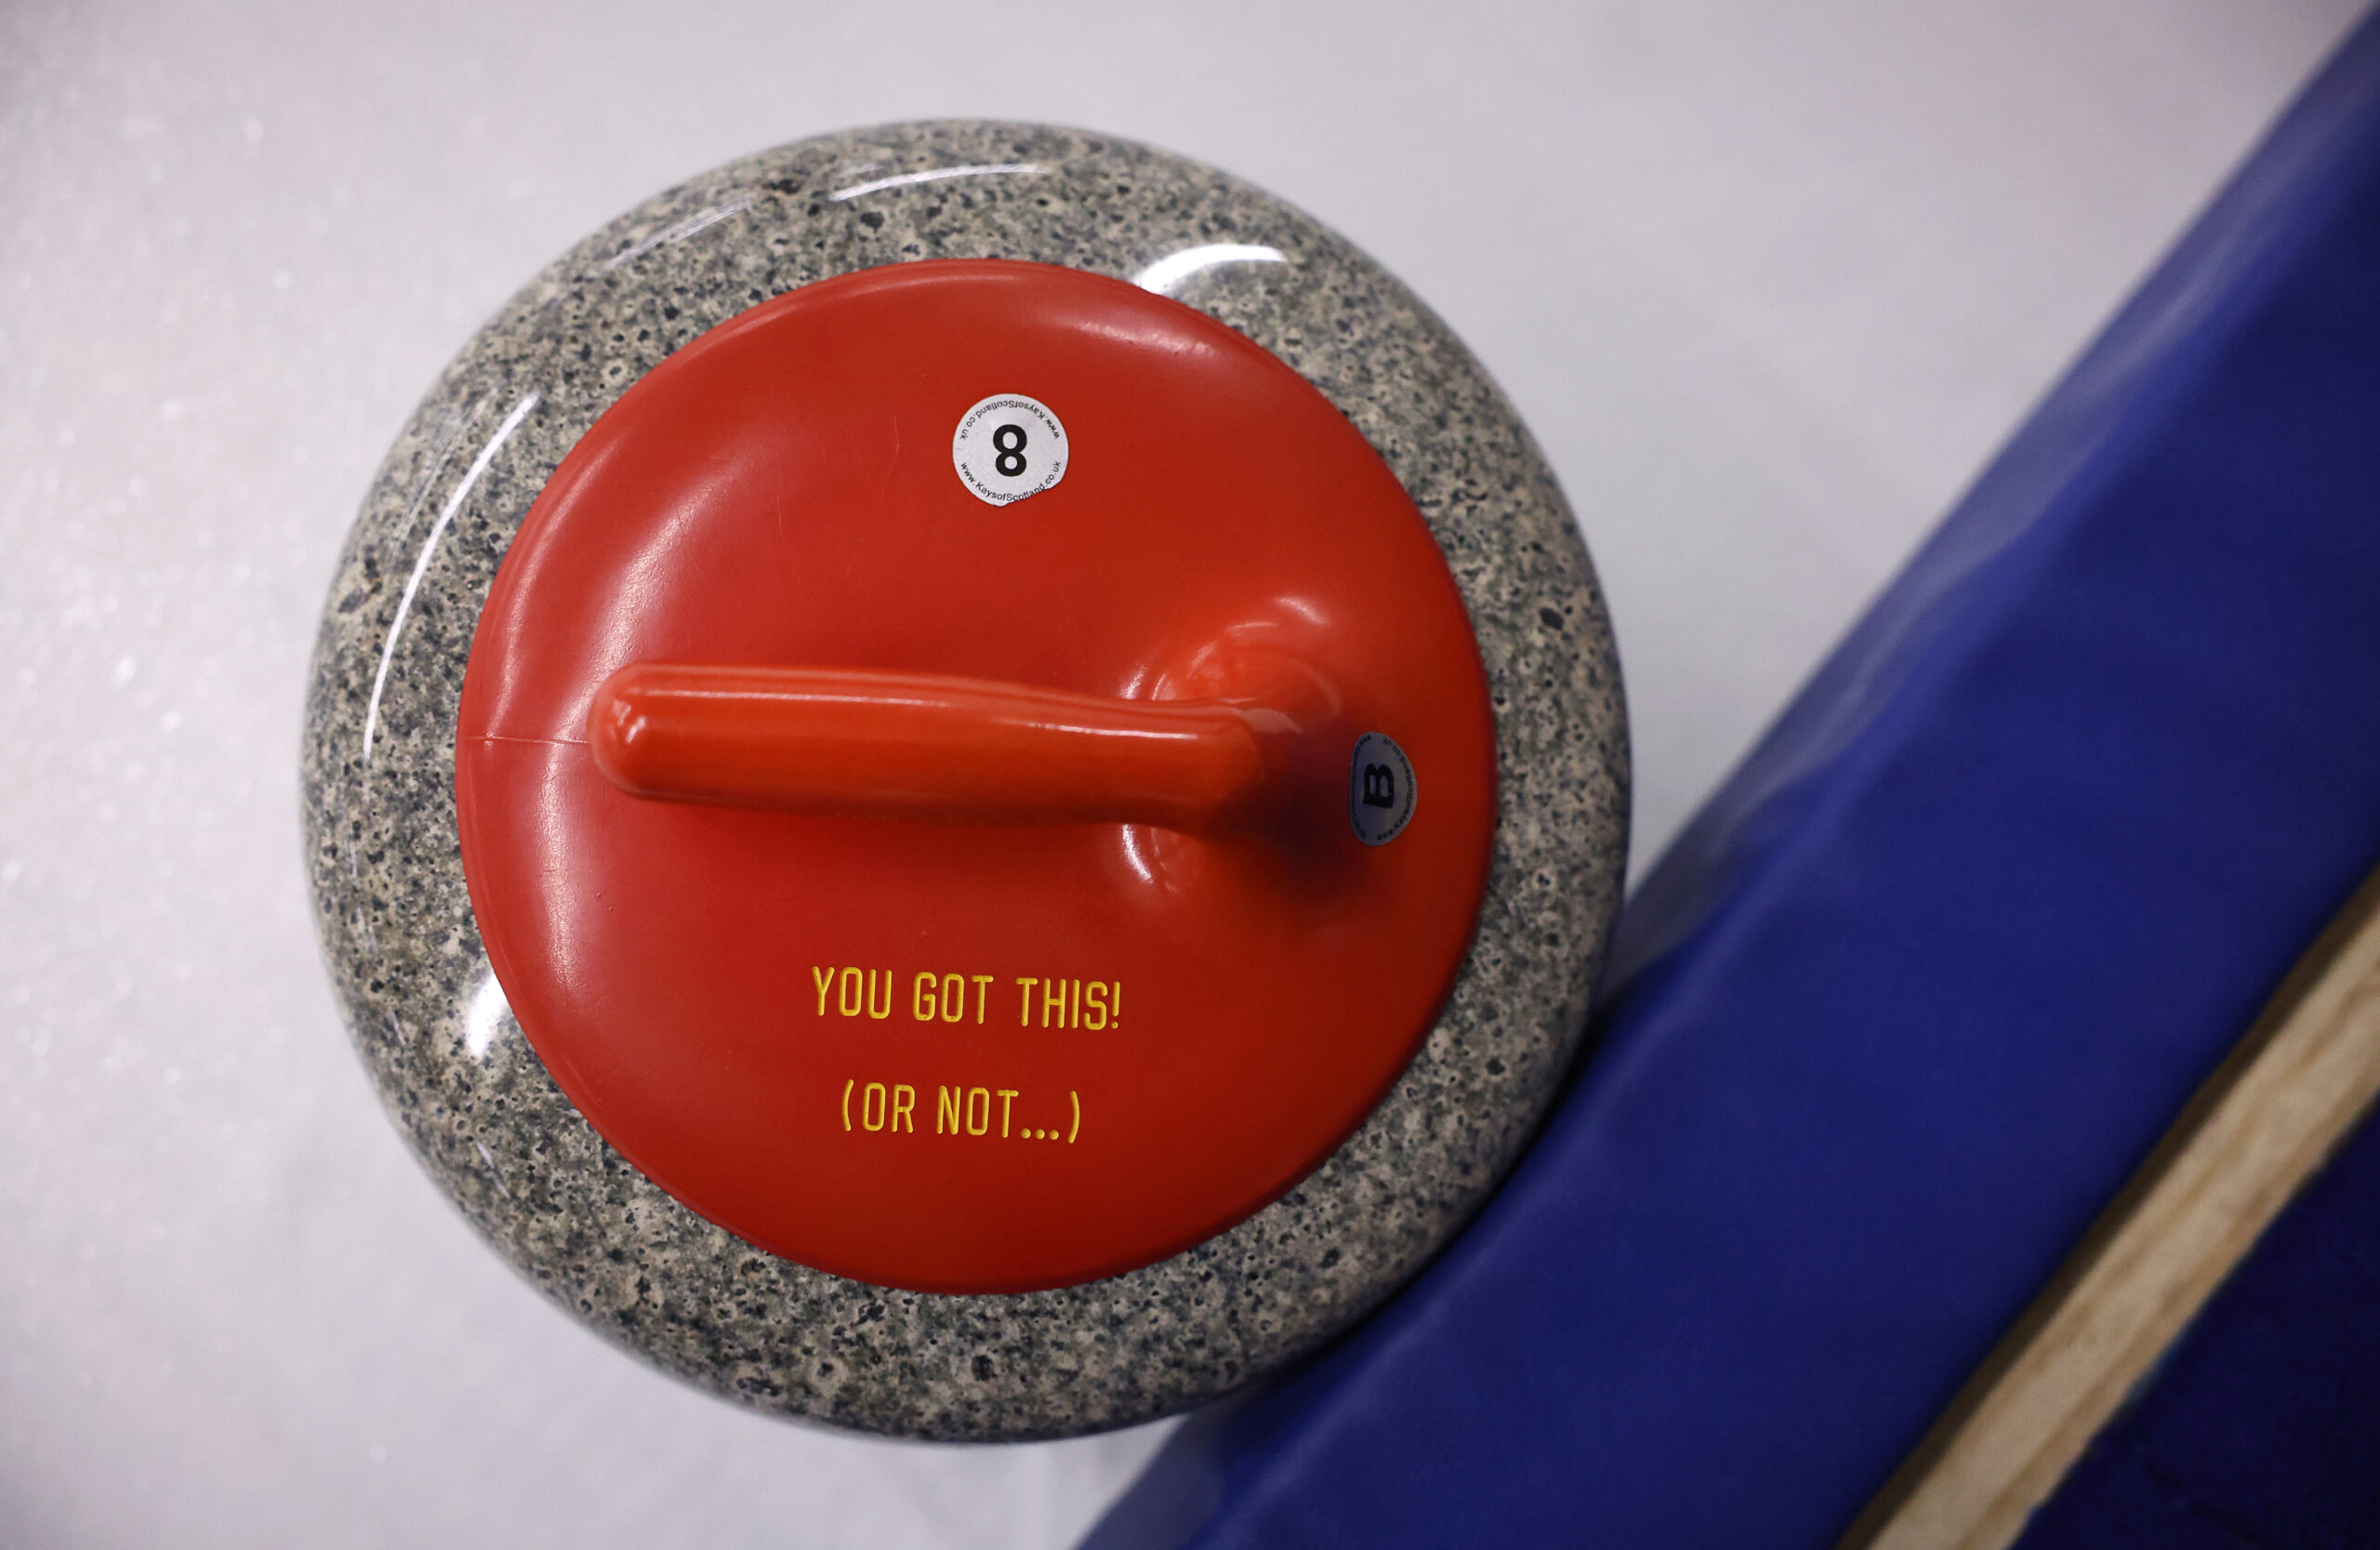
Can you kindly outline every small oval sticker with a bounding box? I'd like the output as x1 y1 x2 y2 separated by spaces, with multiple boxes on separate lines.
1349 732 1416 846
953 392 1069 505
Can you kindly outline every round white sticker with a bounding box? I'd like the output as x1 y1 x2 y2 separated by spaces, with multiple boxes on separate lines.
1348 732 1417 846
952 393 1069 506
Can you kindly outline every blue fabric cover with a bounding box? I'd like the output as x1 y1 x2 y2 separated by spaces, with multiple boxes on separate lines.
2016 1078 2380 1550
1085 14 2380 1549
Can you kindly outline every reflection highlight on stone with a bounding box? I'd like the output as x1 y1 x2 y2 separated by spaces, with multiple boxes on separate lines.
1133 243 1287 295
463 965 511 1061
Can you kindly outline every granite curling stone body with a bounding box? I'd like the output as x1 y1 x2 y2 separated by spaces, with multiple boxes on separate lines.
302 123 1628 1440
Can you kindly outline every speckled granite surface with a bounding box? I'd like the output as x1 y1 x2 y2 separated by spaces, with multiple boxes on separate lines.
300 122 1627 1440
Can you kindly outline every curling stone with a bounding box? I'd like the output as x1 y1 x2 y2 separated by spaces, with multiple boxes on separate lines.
301 122 1627 1440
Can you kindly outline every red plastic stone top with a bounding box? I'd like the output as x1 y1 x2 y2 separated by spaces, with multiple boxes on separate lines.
455 259 1497 1294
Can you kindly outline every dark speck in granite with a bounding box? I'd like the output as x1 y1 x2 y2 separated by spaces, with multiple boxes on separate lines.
300 122 1628 1440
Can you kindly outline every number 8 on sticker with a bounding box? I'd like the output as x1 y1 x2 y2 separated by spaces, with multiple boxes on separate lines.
953 392 1070 506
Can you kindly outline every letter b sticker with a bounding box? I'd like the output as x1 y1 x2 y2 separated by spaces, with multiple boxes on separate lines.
1348 732 1416 846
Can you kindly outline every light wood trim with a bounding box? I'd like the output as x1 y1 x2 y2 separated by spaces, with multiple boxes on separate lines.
1844 865 2380 1550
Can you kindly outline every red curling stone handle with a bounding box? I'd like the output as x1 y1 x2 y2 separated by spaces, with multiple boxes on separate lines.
587 662 1297 834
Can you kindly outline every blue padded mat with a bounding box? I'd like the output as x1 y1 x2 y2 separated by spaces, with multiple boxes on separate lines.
1087 13 2380 1549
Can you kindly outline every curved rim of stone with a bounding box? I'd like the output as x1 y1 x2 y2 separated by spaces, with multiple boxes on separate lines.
300 121 1628 1441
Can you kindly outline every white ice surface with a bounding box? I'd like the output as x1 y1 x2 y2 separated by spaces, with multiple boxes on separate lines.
0 1 2365 1545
